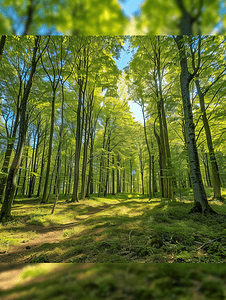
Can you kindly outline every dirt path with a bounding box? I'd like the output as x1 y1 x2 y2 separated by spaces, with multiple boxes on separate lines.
0 221 78 263
0 203 112 263
0 268 25 291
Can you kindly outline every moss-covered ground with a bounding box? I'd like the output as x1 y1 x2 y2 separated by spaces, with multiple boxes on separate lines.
1 263 226 300
1 187 226 263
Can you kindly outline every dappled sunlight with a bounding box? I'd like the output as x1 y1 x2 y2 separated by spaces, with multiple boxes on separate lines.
1 192 226 263
77 268 98 281
1 263 226 300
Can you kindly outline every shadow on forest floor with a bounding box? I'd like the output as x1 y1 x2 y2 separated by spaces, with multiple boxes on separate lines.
1 188 226 263
1 263 226 300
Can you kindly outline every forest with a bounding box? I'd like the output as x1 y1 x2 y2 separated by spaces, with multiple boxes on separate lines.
0 35 226 264
0 0 225 35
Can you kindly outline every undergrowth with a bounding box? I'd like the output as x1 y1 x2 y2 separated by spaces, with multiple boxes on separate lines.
0 189 226 263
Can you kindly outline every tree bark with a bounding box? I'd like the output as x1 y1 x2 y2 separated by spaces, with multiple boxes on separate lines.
141 104 152 199
37 124 47 198
0 35 6 62
174 35 216 214
195 79 223 200
0 36 41 221
112 153 115 195
72 84 83 202
41 91 56 203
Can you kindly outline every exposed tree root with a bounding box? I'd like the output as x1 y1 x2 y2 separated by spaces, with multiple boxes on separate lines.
188 201 218 215
212 196 225 202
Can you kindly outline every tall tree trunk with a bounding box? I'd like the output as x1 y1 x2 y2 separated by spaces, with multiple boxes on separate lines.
141 104 152 199
130 159 133 193
46 154 58 202
67 161 73 195
63 148 67 195
98 118 109 197
41 90 56 203
195 79 223 200
117 154 121 193
86 128 94 197
0 35 6 61
52 83 64 214
112 153 115 195
81 101 92 200
0 36 41 220
15 157 23 197
151 155 155 197
28 122 40 198
161 98 174 199
0 80 22 203
37 125 47 198
154 119 164 197
72 84 83 202
21 144 28 196
122 166 125 193
174 35 216 214
104 144 110 197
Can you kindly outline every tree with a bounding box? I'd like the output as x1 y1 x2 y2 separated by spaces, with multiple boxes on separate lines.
189 36 226 200
138 0 223 35
174 35 217 214
40 37 65 204
0 0 128 35
0 36 47 221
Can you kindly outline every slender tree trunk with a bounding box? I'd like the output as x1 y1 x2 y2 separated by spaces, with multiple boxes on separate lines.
0 36 41 220
63 148 67 195
86 128 94 197
117 154 121 193
15 157 23 197
0 80 22 202
72 84 83 202
0 35 6 61
154 120 164 197
195 79 223 200
37 126 47 198
21 145 28 196
174 35 216 214
46 154 58 202
104 144 110 197
112 153 115 195
28 122 40 198
152 155 155 197
52 83 64 214
141 104 152 199
205 153 212 187
161 98 174 199
41 90 56 203
67 161 73 195
122 166 125 193
98 118 108 197
130 159 132 193
81 102 92 200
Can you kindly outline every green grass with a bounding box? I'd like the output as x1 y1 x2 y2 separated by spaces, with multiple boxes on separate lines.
1 263 226 300
0 189 226 262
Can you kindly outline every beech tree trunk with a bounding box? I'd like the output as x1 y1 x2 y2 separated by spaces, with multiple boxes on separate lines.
141 104 152 199
174 35 216 214
0 36 41 221
195 79 223 200
0 35 6 61
37 124 47 198
72 84 83 202
41 90 57 203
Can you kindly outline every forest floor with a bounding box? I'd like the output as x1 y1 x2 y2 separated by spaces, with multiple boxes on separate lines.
1 188 226 263
1 263 226 300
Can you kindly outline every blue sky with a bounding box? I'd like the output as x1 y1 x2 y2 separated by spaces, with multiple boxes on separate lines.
115 41 143 124
119 0 144 17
